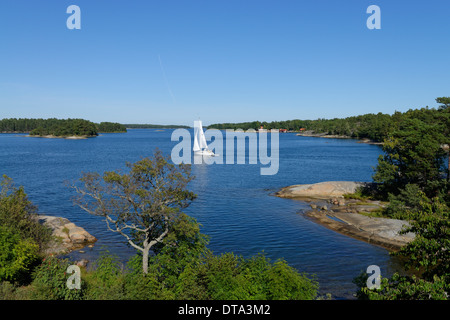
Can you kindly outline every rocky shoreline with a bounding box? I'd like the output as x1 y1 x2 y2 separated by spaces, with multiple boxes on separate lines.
36 215 97 256
275 181 415 251
26 134 92 139
296 131 383 145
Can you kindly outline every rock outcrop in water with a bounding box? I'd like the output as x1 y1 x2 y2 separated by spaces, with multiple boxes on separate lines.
37 215 97 255
275 181 371 200
275 181 415 251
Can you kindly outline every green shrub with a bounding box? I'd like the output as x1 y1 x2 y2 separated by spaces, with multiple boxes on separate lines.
0 175 52 252
354 272 449 300
265 260 318 300
354 193 450 300
200 252 254 300
179 252 318 300
122 251 318 300
84 251 125 300
124 254 174 300
174 264 210 300
0 226 40 284
29 256 85 300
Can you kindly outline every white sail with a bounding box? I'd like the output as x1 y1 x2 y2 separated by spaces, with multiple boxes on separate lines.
198 128 208 150
194 120 208 150
193 120 217 156
193 122 201 152
193 130 200 152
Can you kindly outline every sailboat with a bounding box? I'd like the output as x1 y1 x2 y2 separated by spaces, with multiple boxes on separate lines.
193 120 217 156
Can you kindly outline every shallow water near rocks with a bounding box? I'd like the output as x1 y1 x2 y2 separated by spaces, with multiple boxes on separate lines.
0 130 404 299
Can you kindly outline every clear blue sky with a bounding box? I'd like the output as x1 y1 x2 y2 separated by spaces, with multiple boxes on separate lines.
0 0 449 126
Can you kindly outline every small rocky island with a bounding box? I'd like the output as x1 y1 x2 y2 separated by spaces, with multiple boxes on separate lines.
275 181 415 251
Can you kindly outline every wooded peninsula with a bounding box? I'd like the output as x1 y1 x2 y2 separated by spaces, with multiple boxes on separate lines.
208 97 450 143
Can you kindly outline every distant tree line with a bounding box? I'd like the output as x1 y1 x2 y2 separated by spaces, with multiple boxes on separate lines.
97 122 127 133
0 118 126 136
124 124 191 129
208 98 450 143
208 115 395 142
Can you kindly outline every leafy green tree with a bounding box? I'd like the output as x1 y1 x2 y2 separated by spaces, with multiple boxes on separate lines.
373 118 447 197
384 183 423 219
436 97 450 110
393 193 449 282
149 214 209 288
72 150 196 274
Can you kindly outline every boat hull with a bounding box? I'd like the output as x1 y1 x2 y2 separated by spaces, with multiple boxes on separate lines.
194 150 218 156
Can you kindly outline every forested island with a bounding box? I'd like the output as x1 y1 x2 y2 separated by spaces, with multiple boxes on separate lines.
209 97 450 143
0 118 127 137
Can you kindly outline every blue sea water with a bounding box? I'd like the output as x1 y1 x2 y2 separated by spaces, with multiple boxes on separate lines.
0 130 403 299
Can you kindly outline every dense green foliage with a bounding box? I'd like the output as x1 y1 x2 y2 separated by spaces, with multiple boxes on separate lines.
29 118 98 137
0 118 48 132
394 195 449 282
354 193 450 300
0 176 52 254
354 97 450 300
0 118 127 136
0 226 40 284
27 256 85 300
354 272 449 300
97 122 127 133
373 117 448 198
137 251 318 300
0 175 52 285
1 248 318 300
83 252 126 300
0 118 98 136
